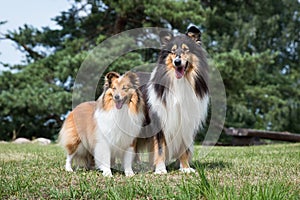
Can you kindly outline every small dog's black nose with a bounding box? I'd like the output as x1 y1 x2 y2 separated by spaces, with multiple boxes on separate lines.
174 58 181 66
114 95 120 100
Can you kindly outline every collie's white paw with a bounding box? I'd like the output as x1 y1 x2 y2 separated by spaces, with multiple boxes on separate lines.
65 165 73 172
155 162 167 174
154 169 168 174
125 169 135 177
179 167 196 173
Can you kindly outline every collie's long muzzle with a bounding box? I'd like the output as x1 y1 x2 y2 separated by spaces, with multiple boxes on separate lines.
173 57 188 79
114 95 127 109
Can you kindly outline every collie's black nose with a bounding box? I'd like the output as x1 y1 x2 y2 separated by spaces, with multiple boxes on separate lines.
174 58 181 66
114 95 120 100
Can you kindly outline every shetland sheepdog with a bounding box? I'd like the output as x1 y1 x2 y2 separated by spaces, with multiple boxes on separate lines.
139 25 209 174
59 71 145 176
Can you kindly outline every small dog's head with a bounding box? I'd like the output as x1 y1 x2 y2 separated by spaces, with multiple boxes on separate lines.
104 71 140 110
160 25 202 79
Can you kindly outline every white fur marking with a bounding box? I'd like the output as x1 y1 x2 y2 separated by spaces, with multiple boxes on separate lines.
154 161 167 174
179 167 196 173
102 167 113 177
148 68 209 165
65 153 75 172
123 146 135 177
93 104 144 176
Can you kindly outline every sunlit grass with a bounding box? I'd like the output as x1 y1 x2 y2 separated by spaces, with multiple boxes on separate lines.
0 143 299 199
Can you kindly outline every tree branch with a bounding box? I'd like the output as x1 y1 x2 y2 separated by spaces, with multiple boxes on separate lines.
5 34 44 60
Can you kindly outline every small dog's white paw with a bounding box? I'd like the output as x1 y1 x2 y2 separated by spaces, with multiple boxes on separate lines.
98 165 112 177
125 170 135 177
179 167 196 173
102 169 113 177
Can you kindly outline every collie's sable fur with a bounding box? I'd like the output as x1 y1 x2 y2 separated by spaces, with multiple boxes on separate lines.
59 71 145 176
140 25 209 174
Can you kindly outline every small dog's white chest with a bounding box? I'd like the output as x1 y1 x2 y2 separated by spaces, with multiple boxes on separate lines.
94 106 143 151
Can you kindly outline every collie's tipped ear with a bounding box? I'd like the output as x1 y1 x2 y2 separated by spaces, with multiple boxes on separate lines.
186 25 201 45
105 71 120 88
159 30 173 46
124 71 140 89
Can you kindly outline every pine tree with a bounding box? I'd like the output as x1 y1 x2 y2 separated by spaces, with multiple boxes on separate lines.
0 0 299 140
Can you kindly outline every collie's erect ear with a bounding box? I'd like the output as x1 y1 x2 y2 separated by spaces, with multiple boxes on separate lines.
186 25 201 45
105 71 120 88
159 30 173 46
124 71 139 89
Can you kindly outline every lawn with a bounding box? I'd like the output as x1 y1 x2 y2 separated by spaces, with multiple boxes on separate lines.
0 143 299 199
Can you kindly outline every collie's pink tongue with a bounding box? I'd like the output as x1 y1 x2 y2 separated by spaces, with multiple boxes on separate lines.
115 101 123 109
175 67 185 79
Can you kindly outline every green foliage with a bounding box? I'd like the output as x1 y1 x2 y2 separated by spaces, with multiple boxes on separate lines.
0 0 299 140
204 0 300 131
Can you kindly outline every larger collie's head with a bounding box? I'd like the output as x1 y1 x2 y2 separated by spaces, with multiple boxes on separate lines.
102 71 143 113
159 25 207 80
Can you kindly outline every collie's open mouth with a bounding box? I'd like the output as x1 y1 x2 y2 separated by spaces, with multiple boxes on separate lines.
175 67 185 79
175 62 188 79
115 99 126 109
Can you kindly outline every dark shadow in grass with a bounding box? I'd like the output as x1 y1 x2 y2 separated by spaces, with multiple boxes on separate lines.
110 161 154 175
166 160 232 172
71 160 231 175
193 160 232 170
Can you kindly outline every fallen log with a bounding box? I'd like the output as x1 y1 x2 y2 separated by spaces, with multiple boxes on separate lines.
225 128 300 142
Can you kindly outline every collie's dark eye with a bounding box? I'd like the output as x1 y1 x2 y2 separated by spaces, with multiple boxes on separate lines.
122 86 128 90
112 87 116 90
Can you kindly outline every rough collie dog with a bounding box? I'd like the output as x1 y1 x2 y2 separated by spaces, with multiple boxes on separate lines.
142 26 209 174
59 71 145 176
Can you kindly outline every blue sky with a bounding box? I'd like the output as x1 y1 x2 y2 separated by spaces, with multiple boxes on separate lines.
0 0 72 70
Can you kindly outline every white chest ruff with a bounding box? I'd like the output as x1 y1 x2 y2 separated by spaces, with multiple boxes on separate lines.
148 78 209 160
94 106 143 156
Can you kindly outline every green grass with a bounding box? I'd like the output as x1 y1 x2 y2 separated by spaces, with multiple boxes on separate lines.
0 143 299 199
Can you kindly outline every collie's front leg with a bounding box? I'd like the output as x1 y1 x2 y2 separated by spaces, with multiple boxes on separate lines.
179 149 195 173
123 145 135 177
94 141 112 177
65 153 75 172
153 132 167 174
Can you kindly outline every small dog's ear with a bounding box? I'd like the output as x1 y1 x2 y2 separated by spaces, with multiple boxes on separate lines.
105 71 120 88
186 25 201 45
159 31 173 46
124 71 139 89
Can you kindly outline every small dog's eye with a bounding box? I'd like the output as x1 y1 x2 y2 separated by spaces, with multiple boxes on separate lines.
122 86 128 90
183 48 189 52
112 87 116 90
